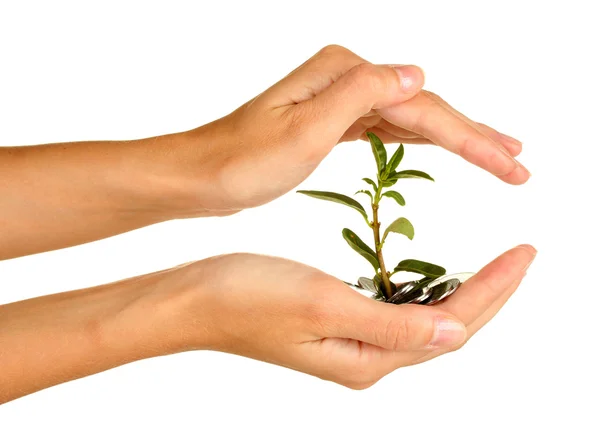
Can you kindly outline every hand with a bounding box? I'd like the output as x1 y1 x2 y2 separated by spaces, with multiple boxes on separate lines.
0 244 535 402
0 45 529 260
185 44 529 214
182 244 536 389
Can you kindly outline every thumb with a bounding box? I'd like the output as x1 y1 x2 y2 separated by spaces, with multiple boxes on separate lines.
303 63 424 139
336 295 466 352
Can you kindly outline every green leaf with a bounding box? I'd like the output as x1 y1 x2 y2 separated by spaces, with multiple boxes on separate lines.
366 132 387 175
387 170 435 182
393 259 446 278
362 177 378 191
382 190 406 206
384 143 404 177
297 190 368 222
355 190 373 202
342 228 379 271
382 217 414 242
381 179 397 188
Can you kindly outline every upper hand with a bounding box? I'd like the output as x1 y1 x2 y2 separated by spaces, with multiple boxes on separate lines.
180 245 536 389
186 45 529 214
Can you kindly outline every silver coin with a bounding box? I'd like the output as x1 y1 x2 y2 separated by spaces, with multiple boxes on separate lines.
388 281 432 305
422 272 475 305
423 278 461 305
346 272 475 305
405 285 434 304
386 281 417 304
426 272 475 287
395 281 418 296
357 277 378 294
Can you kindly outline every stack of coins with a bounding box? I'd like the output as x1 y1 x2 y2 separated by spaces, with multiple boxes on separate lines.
348 273 474 305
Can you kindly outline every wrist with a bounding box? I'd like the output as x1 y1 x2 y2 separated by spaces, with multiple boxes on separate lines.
133 120 240 220
102 261 216 358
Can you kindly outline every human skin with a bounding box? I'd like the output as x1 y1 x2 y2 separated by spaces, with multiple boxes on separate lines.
0 45 528 261
0 246 536 403
0 45 534 402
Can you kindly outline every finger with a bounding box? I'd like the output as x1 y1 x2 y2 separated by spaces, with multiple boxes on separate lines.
466 273 524 336
354 126 404 143
388 252 532 367
341 125 436 145
421 92 524 160
263 45 366 107
436 244 537 326
331 292 466 352
372 118 424 139
476 123 522 157
339 115 383 142
421 92 524 159
354 127 434 145
301 63 425 148
408 275 526 366
377 92 531 185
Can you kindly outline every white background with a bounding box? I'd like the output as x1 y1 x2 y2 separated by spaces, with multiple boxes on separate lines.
1 0 598 434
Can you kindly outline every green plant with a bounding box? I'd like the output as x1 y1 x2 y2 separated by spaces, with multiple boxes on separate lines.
297 132 446 301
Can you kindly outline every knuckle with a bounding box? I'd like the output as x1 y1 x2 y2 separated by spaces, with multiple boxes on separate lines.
317 44 350 59
457 136 477 160
349 63 381 90
382 317 412 350
347 63 401 104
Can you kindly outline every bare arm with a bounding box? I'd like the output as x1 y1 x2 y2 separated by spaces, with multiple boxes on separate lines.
0 246 535 403
0 262 197 403
0 127 227 260
0 45 528 261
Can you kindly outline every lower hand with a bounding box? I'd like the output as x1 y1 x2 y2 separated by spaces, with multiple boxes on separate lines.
0 244 535 402
180 244 536 388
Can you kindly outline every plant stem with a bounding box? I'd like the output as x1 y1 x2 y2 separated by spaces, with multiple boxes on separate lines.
372 184 393 299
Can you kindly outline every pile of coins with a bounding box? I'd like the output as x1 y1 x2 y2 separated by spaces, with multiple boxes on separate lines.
347 272 474 305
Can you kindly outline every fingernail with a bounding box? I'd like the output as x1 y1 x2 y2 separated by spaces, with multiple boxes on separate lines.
521 164 532 179
506 163 532 181
517 244 537 271
392 65 424 92
428 317 467 349
499 132 522 146
490 147 520 177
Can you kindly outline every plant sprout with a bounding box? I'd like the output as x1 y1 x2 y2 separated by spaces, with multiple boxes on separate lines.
297 132 446 302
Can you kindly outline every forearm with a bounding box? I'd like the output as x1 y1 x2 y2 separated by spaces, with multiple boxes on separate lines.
0 261 209 403
0 123 229 260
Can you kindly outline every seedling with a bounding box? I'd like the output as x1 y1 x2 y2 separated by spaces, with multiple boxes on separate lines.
298 132 447 302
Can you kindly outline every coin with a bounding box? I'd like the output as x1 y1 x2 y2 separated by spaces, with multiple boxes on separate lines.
345 272 475 305
423 278 461 305
397 281 417 294
387 281 432 305
404 285 434 304
422 272 475 305
429 272 475 286
386 281 415 304
357 277 377 294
